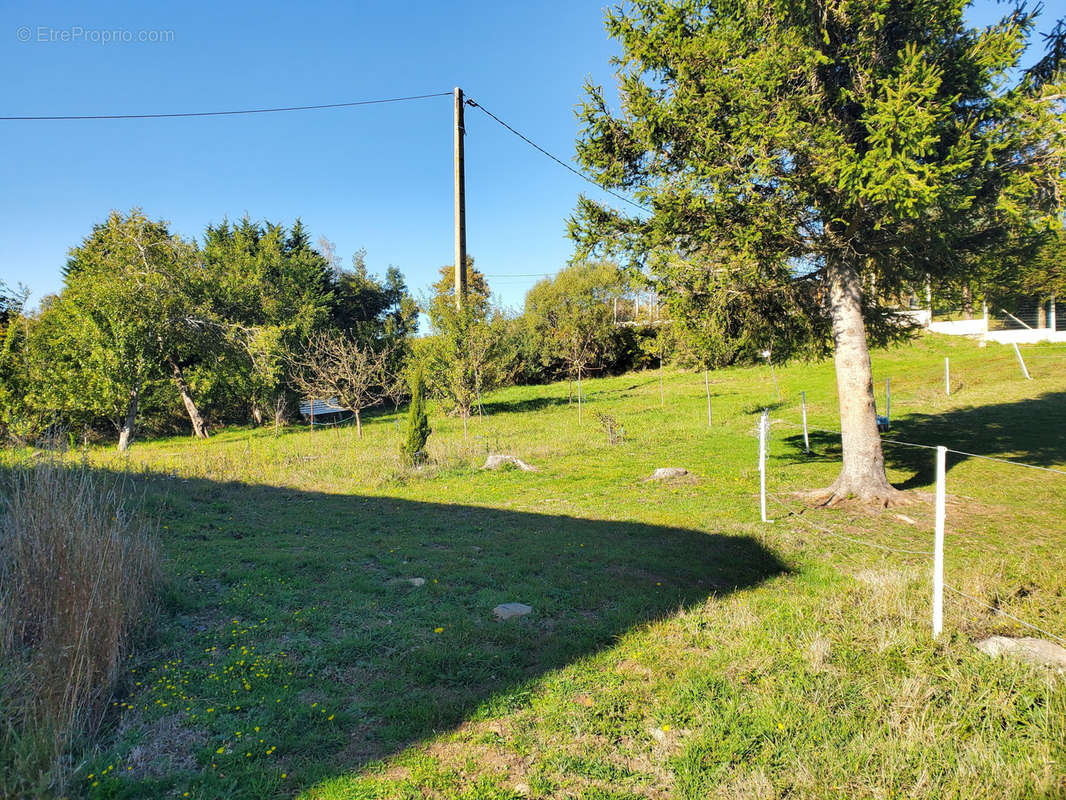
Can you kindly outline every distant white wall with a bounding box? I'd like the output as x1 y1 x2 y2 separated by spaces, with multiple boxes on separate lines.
985 329 1066 345
929 318 987 336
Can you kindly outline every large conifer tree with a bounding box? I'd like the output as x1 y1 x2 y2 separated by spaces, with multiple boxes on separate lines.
572 0 1065 504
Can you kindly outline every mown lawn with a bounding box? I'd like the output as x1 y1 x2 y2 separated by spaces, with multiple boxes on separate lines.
70 334 1066 798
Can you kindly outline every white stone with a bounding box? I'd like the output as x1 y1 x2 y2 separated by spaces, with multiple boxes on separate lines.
975 636 1066 673
493 602 533 621
482 454 537 472
387 577 425 587
646 467 689 481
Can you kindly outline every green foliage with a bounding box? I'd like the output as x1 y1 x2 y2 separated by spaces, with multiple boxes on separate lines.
44 210 201 446
422 259 510 421
402 365 431 465
1 213 418 446
571 0 1066 354
524 261 625 380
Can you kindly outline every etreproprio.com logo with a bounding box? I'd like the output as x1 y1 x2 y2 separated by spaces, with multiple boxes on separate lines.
16 25 175 44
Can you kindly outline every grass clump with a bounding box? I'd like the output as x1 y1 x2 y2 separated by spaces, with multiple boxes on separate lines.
0 456 160 796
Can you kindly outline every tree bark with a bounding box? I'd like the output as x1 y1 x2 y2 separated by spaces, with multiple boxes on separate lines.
962 284 974 320
169 357 208 439
355 408 362 438
117 382 140 452
273 394 285 436
808 256 906 506
251 405 264 426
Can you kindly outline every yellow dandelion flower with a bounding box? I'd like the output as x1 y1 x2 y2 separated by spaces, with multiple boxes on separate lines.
434 627 444 634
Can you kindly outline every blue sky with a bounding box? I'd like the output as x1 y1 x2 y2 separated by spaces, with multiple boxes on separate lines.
0 1 1057 315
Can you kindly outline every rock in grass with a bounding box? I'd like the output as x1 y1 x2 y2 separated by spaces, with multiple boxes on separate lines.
975 636 1066 673
493 602 533 621
645 467 689 481
387 577 425 587
482 454 537 472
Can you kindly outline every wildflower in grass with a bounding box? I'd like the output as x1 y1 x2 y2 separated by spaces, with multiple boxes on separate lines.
434 627 444 634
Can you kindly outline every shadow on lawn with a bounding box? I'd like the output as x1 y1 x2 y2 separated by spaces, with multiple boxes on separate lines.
778 390 1066 490
66 467 788 797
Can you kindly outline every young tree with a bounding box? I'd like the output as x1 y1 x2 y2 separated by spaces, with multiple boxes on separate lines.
423 259 502 434
524 261 621 419
287 330 390 437
402 364 431 465
572 0 1065 504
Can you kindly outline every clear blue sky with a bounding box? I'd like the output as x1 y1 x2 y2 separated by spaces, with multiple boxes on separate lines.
0 1 1056 315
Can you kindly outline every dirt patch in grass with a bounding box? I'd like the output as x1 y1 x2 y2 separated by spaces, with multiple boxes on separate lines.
121 713 207 778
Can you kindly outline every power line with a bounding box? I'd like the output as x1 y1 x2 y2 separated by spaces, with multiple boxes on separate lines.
465 97 651 214
0 92 452 121
482 272 553 278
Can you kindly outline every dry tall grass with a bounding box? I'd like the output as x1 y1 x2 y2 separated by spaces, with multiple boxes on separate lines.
0 456 160 796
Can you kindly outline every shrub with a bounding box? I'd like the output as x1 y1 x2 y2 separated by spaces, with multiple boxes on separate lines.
0 456 160 795
402 366 431 465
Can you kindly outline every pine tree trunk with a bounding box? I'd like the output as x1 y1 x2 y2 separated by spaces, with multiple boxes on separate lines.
808 256 906 506
169 358 208 439
117 382 140 452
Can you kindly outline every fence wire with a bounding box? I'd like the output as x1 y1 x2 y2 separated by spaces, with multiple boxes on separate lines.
761 410 1066 646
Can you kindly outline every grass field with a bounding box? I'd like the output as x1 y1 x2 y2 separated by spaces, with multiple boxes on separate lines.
42 334 1066 798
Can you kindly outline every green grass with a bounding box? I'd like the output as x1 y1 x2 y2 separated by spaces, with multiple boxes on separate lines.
30 334 1066 798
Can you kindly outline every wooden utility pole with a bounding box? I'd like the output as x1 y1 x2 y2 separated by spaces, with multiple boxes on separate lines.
454 86 468 311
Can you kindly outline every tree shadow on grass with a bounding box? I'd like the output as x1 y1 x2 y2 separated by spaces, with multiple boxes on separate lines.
776 391 1066 490
37 466 787 798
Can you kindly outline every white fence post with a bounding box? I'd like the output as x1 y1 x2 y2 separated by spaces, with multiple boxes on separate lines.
944 357 950 396
1013 342 1032 381
885 377 891 430
801 391 809 454
933 445 946 639
705 369 712 427
759 410 770 523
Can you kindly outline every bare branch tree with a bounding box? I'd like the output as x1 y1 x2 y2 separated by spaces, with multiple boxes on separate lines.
287 331 390 437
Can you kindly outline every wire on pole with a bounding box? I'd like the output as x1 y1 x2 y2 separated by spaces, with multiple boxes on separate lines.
465 97 651 214
0 92 454 121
